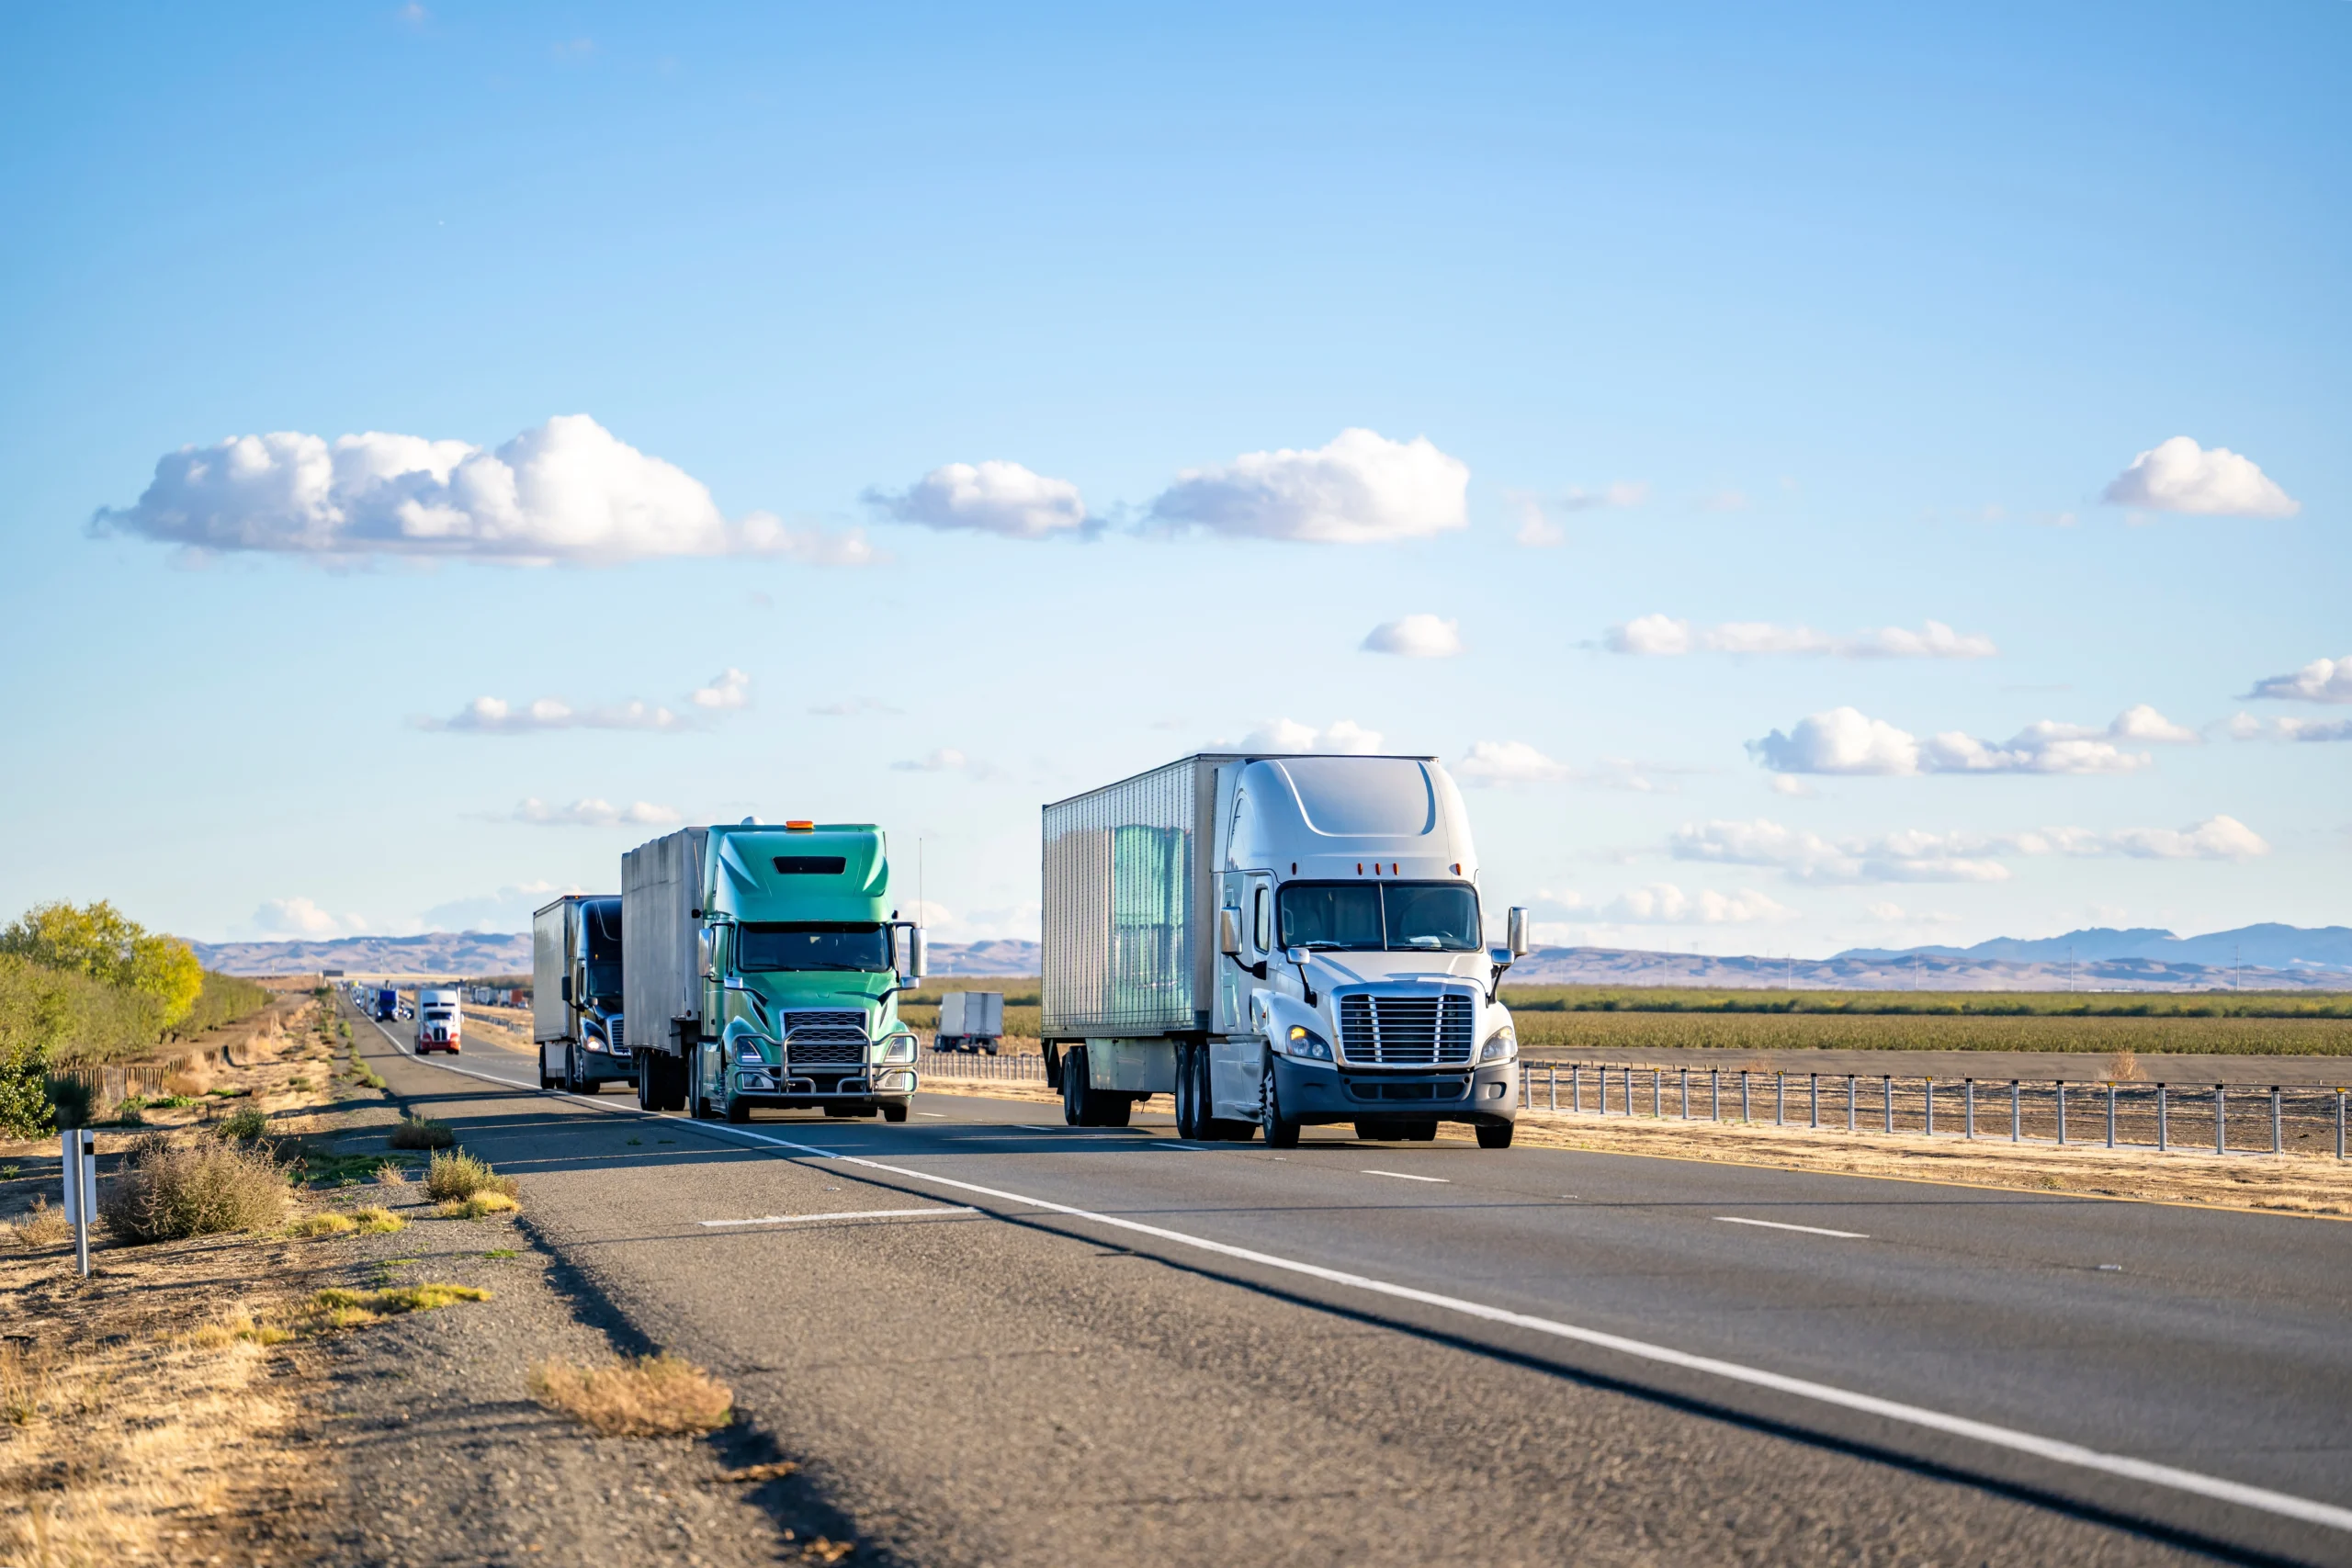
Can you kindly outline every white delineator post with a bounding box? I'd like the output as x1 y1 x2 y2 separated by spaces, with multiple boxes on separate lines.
60 1126 95 1279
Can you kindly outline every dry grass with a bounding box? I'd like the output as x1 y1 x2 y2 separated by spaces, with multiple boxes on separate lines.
387 1112 456 1151
101 1134 289 1243
371 1158 412 1184
351 1205 404 1233
8 1196 71 1248
299 1281 492 1330
290 1212 356 1237
527 1353 733 1437
2108 1048 2147 1082
424 1148 514 1202
442 1191 519 1220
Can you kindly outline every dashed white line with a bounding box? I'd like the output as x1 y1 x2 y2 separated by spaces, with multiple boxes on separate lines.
1361 1169 1451 1183
1715 1216 1870 1239
700 1207 977 1228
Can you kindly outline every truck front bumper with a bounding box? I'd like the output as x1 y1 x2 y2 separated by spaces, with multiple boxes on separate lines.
728 1067 917 1109
1270 1055 1517 1127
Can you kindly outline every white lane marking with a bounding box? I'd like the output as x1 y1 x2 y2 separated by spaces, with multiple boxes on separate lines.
916 1111 949 1119
368 1011 2352 1537
1716 1216 1870 1239
1362 1169 1451 1183
701 1207 977 1228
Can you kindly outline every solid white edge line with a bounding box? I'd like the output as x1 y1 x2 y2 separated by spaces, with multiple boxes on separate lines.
360 1008 2352 1537
1362 1169 1451 1183
1715 1216 1871 1239
701 1207 978 1228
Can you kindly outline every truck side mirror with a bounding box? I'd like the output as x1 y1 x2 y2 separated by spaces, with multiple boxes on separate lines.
899 926 928 982
1218 908 1241 956
560 976 572 1003
1507 906 1530 958
697 929 717 980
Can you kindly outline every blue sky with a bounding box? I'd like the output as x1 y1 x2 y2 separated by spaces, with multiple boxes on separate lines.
2 2 2344 956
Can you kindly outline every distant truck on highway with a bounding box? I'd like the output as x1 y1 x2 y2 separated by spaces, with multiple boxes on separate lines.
414 988 462 1053
374 986 399 1021
621 821 926 1122
1041 753 1528 1147
533 895 633 1093
933 990 1004 1054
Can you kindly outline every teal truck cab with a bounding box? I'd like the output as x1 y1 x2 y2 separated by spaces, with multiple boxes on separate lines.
621 821 926 1122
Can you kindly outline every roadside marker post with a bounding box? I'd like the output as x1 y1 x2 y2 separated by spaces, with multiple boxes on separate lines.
59 1127 94 1280
2217 1086 2227 1156
2011 1081 2021 1143
2107 1082 2117 1148
1965 1078 1975 1140
2158 1084 2169 1152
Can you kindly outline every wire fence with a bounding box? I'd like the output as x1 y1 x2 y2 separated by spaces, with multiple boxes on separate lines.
921 1046 1050 1085
1518 1059 2350 1158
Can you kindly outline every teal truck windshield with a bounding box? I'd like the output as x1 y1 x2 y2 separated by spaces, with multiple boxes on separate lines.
1277 883 1481 953
736 922 890 973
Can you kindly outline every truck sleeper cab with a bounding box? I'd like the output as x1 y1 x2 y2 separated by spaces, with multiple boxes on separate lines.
621 822 927 1123
414 988 462 1054
1041 753 1528 1148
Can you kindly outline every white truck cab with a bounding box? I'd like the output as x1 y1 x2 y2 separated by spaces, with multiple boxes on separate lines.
1041 753 1528 1148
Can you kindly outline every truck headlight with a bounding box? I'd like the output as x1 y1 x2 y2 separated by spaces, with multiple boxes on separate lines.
735 1040 768 1065
875 1032 918 1065
1479 1026 1517 1063
1284 1024 1333 1062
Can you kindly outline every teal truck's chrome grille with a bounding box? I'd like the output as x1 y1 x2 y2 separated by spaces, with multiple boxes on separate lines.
784 1010 869 1067
1338 994 1476 1066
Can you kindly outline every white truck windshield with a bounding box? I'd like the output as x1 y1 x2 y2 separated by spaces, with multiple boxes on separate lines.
1276 882 1481 953
736 922 890 973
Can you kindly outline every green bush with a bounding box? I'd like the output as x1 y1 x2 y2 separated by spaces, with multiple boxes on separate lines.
424 1150 515 1202
43 1075 93 1130
218 1105 269 1142
0 1041 51 1141
172 971 274 1041
101 1134 288 1242
388 1114 456 1151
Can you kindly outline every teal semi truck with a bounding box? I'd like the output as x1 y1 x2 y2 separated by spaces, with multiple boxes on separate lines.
620 821 927 1122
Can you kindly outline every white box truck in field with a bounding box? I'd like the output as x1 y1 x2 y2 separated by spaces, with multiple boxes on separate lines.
414 988 462 1054
621 821 927 1122
1042 753 1528 1147
933 990 1004 1054
533 895 635 1092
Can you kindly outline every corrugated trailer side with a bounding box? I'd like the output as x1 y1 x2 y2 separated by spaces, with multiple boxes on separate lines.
531 899 571 1045
1041 755 1224 1039
621 827 706 1060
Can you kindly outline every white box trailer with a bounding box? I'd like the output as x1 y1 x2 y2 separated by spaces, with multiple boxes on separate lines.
934 990 1004 1054
1042 753 1528 1146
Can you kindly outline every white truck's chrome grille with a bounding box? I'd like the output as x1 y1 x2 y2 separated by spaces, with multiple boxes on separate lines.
1337 994 1476 1066
784 1010 869 1067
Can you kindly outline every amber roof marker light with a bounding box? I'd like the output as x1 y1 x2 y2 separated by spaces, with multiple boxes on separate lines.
785 819 816 831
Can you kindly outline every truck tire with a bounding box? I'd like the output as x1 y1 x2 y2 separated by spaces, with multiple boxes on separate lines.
880 1104 909 1123
636 1053 656 1111
1061 1046 1088 1125
1173 1043 1205 1139
1476 1121 1515 1150
658 1052 690 1113
1261 1059 1301 1148
563 1045 582 1094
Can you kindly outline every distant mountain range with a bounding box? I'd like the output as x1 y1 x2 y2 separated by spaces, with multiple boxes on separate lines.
186 923 2350 991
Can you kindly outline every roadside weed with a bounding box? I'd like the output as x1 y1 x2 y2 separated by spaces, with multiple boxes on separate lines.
527 1353 732 1436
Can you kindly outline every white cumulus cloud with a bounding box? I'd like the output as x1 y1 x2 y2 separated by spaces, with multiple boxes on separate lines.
424 695 684 734
1671 815 2267 884
1149 429 1468 544
1362 614 1464 658
690 668 752 710
1457 740 1575 785
2102 436 2300 519
863 459 1088 539
1751 705 2191 776
92 414 879 564
1235 718 1385 754
1601 884 1798 926
2247 655 2352 705
514 798 682 828
254 896 368 936
1606 616 1995 659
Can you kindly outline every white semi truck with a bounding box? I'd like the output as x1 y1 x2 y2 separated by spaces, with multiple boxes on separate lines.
414 988 463 1054
1041 752 1528 1147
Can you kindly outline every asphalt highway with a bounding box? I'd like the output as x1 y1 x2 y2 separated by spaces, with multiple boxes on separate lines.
357 1010 2352 1566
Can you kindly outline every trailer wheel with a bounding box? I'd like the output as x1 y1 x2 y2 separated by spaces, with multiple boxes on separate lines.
1061 1046 1088 1125
1261 1060 1301 1148
635 1053 656 1111
1475 1121 1515 1150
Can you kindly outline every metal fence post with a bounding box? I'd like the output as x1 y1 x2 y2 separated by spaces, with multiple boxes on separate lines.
1846 1074 1856 1133
2107 1082 2117 1148
1882 1075 1893 1134
1711 1068 1720 1121
1548 1063 1557 1111
2010 1080 2020 1143
2271 1087 2281 1156
1741 1071 1750 1123
2216 1085 2227 1156
1926 1078 1935 1137
2339 1089 2346 1160
1810 1073 1819 1130
2158 1084 2168 1152
1600 1066 1610 1116
2055 1080 2066 1145
1964 1077 1975 1140
1652 1068 1662 1120
1774 1073 1784 1126
1681 1067 1690 1119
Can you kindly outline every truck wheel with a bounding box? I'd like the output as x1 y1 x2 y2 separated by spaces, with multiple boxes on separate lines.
1173 1043 1202 1138
725 1096 750 1124
661 1053 690 1113
635 1054 654 1110
1261 1060 1301 1148
983 1042 998 1056
880 1104 909 1123
1476 1121 1515 1150
1061 1046 1088 1125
